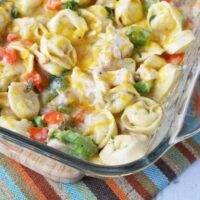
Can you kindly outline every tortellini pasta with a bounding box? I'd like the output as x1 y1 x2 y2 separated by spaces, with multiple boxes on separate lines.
71 67 106 107
162 30 195 54
0 116 32 136
99 134 148 165
136 55 167 81
16 0 44 16
115 0 143 26
0 61 23 92
134 41 164 62
142 55 167 70
147 1 195 54
47 9 88 42
81 5 112 37
0 93 16 117
83 109 118 148
121 97 162 135
118 58 136 75
105 83 140 114
147 2 182 37
11 18 48 42
71 67 95 102
8 42 35 74
32 33 77 75
93 25 133 68
8 82 40 119
95 68 134 87
152 64 180 101
136 65 158 81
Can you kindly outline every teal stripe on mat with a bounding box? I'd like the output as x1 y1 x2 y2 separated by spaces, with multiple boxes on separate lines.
0 166 27 200
75 182 97 200
63 183 85 200
144 164 169 190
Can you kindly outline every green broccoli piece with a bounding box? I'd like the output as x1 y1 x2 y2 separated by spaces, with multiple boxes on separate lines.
51 130 98 160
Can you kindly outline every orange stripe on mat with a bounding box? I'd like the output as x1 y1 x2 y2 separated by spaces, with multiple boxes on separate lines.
22 166 61 200
126 176 152 200
105 179 129 200
9 159 47 200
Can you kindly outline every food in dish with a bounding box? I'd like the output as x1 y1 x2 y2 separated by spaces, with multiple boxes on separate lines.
0 0 195 165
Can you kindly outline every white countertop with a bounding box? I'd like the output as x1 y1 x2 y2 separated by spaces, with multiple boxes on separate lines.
155 159 200 200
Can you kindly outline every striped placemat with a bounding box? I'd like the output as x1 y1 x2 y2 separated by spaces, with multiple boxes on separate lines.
0 133 199 200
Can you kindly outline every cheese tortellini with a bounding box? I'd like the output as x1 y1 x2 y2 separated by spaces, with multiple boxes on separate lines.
8 82 40 119
134 41 164 62
71 67 96 103
99 134 148 165
105 83 139 114
81 5 112 37
11 18 48 42
152 64 180 101
0 60 24 92
147 1 195 54
47 9 88 42
93 25 133 68
115 0 143 26
16 0 44 16
0 0 195 165
136 55 167 81
83 109 118 148
8 42 35 74
32 33 77 75
121 97 162 135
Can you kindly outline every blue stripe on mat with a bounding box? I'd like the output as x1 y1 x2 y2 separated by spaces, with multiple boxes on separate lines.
144 164 169 190
0 166 27 200
63 183 85 200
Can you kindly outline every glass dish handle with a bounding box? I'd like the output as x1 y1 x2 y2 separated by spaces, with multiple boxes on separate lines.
169 77 200 144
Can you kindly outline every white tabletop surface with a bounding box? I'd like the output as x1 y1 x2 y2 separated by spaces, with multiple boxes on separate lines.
155 159 200 200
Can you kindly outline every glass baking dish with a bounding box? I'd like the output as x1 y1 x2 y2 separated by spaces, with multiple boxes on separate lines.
0 0 199 183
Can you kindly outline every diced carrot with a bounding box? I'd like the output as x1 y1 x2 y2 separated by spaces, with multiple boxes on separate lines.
24 71 44 92
46 0 61 11
0 47 18 65
24 71 42 86
44 110 64 124
7 33 20 42
28 127 49 143
166 53 184 65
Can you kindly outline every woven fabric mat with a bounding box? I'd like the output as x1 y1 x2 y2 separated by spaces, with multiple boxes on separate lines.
0 133 199 200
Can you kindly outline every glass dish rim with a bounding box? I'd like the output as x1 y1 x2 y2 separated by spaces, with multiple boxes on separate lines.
0 126 171 176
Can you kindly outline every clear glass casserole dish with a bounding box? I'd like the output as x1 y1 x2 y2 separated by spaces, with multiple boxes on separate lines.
0 0 199 183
